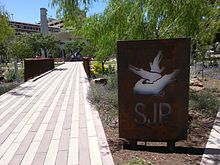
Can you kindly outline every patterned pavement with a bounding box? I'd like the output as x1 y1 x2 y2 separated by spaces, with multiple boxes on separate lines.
200 109 220 165
0 62 114 165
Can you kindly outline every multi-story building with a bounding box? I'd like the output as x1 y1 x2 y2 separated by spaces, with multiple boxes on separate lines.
9 20 61 35
48 19 63 29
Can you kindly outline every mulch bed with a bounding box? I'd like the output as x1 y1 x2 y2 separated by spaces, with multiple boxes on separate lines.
101 109 214 165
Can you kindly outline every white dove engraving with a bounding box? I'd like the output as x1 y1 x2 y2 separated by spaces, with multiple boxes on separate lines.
129 51 179 96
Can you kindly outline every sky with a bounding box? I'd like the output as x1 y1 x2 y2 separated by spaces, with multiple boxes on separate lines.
0 0 107 24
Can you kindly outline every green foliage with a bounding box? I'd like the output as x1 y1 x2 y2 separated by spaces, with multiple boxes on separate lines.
28 34 59 58
87 74 118 123
8 33 59 59
122 157 152 165
0 82 19 96
3 69 15 82
0 43 9 63
51 0 96 19
8 35 35 59
0 6 15 63
3 68 23 82
189 89 220 117
91 62 110 77
0 8 15 44
55 0 220 64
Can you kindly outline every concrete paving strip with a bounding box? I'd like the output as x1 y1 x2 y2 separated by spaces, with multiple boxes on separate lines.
200 109 220 165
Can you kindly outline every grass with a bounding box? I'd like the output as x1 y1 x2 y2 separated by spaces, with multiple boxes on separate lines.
122 157 152 165
54 62 65 68
0 82 20 96
87 74 118 125
189 89 220 117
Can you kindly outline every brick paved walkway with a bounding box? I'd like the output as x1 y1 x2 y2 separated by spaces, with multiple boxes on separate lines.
200 109 220 165
0 62 114 165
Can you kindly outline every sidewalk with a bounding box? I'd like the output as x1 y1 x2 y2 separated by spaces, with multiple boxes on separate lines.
200 108 220 165
0 62 114 165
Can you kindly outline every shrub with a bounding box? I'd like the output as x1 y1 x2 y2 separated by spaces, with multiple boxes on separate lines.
90 63 110 77
4 69 16 82
88 74 118 124
0 82 19 95
189 89 220 117
123 157 152 165
3 68 24 82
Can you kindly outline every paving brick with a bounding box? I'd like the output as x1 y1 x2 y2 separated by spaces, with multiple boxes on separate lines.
14 125 32 143
37 130 53 153
52 122 63 140
0 133 18 158
15 132 35 155
33 124 48 142
9 154 24 165
68 138 78 165
79 114 87 128
62 111 72 130
0 125 17 144
79 128 90 164
59 129 70 151
20 141 40 165
56 150 68 165
88 136 102 165
32 152 46 165
0 142 20 164
44 139 59 165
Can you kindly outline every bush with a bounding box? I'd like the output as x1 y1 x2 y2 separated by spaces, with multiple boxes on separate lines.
0 82 19 95
189 89 220 117
90 63 110 77
123 157 152 165
88 74 118 124
3 68 24 82
4 69 16 82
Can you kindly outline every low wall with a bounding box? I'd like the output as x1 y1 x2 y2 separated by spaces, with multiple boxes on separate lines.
24 58 54 81
82 57 91 78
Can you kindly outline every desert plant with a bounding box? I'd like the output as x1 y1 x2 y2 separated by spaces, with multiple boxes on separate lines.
0 82 19 95
189 89 220 117
122 157 152 165
90 62 110 77
87 76 118 125
3 69 15 82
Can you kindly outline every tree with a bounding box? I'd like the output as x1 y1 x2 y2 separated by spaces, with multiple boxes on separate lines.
64 40 83 55
24 33 59 58
51 0 97 17
37 34 59 58
54 0 220 66
0 8 14 44
8 35 35 60
0 6 15 63
8 34 59 60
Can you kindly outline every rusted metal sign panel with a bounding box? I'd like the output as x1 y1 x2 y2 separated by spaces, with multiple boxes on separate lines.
24 58 54 81
117 38 190 141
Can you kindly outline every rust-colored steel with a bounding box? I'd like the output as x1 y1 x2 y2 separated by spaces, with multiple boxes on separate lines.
117 38 191 142
82 57 91 78
24 58 54 81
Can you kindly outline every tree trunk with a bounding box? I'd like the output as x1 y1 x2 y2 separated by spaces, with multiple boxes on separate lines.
14 57 19 82
102 61 105 75
44 49 47 58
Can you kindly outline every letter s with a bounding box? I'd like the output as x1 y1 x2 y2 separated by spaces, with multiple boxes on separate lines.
134 103 147 125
